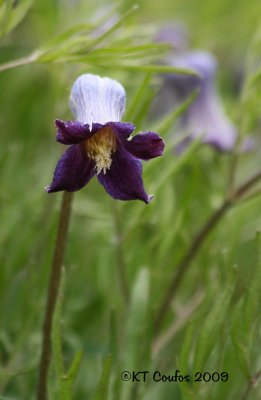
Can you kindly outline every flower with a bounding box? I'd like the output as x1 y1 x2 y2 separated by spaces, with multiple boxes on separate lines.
152 34 237 152
46 74 164 203
155 22 189 52
166 51 237 152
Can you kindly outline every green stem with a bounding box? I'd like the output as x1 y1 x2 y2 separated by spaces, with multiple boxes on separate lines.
36 191 73 400
0 52 38 73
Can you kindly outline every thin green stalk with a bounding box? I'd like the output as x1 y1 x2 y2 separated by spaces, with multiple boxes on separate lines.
0 52 38 72
36 191 73 400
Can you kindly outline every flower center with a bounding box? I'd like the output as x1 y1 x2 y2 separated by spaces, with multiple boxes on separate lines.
85 127 117 174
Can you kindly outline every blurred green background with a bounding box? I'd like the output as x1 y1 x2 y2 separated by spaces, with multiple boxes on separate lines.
0 0 261 399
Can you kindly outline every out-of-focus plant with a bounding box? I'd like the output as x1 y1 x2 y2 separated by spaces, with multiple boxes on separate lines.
1 1 261 400
0 4 197 77
0 0 33 39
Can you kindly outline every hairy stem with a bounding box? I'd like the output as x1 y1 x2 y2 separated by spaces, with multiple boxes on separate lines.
233 170 261 199
240 370 261 400
36 191 73 400
154 169 261 333
0 53 38 73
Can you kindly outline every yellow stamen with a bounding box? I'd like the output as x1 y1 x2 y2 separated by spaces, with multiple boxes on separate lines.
85 127 117 174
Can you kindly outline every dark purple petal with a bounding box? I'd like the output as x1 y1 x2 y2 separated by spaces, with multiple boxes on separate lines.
120 131 165 160
106 121 135 140
46 144 95 193
55 119 104 145
97 147 152 203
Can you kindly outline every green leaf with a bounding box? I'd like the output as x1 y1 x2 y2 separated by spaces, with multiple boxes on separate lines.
125 73 152 121
193 268 237 371
230 232 261 378
79 43 170 57
85 63 200 75
66 351 83 382
87 4 138 49
231 300 251 379
178 322 198 400
40 23 94 50
124 268 150 370
243 232 261 334
240 25 261 135
0 4 140 71
179 321 194 374
38 4 139 63
0 0 33 39
120 269 150 400
93 354 113 400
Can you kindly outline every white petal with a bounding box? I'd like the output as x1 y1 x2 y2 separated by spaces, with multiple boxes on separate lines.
69 74 126 124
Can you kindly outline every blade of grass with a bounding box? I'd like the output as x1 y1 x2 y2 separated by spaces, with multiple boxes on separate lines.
93 355 113 400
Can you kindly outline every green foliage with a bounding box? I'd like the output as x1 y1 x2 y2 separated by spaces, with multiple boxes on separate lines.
93 355 112 400
231 233 261 379
0 4 197 75
192 268 236 372
51 269 83 399
0 0 33 39
124 268 150 371
0 0 261 399
240 25 261 137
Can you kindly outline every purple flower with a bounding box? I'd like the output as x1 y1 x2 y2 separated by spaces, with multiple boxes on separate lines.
157 50 237 152
155 22 189 52
46 74 164 203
